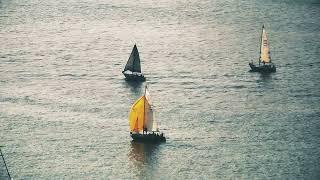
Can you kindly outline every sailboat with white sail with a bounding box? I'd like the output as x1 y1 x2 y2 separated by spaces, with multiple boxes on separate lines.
122 44 146 81
249 25 276 73
128 86 166 142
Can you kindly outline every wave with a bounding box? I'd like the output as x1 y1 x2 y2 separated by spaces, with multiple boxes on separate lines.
59 74 87 77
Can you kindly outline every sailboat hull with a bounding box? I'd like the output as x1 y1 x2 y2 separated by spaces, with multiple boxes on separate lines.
123 72 146 81
249 63 276 73
131 133 166 143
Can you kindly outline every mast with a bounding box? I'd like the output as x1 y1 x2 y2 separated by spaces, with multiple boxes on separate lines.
0 148 12 180
143 85 147 133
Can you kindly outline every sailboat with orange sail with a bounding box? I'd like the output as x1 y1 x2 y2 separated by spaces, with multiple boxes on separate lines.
129 86 166 142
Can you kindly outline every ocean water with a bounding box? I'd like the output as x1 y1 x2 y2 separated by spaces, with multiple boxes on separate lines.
1 0 320 179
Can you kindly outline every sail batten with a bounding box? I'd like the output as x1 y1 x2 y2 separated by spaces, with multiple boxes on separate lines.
124 45 141 73
259 25 271 63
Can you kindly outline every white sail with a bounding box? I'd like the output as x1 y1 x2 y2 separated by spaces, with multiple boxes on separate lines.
145 106 158 132
260 25 271 63
144 87 158 131
145 102 154 131
152 111 159 131
145 87 152 105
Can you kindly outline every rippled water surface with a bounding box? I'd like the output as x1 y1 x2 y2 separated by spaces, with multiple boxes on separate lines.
1 0 320 179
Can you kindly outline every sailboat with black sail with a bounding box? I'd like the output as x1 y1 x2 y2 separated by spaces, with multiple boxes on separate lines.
129 86 166 143
122 44 146 81
249 25 276 73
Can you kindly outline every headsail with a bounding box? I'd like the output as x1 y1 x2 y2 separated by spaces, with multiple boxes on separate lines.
124 44 141 73
260 25 271 63
129 96 145 132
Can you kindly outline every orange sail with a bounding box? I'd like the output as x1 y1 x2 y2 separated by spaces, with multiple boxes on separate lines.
129 96 146 132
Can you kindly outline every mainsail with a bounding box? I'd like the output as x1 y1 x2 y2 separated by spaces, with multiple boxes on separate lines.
145 88 158 132
129 87 158 133
124 44 141 73
259 25 271 63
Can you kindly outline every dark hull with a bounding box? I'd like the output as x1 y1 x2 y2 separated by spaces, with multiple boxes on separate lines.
123 72 146 81
249 63 276 73
131 133 166 143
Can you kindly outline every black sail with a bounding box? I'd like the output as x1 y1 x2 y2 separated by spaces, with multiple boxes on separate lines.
124 44 141 73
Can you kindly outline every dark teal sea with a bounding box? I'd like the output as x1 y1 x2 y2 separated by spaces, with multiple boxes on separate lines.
1 0 319 179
